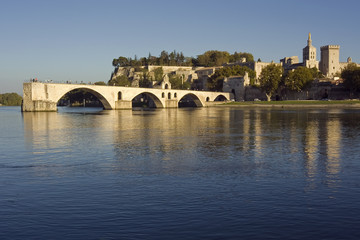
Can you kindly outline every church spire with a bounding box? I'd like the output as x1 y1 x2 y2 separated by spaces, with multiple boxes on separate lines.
308 32 312 46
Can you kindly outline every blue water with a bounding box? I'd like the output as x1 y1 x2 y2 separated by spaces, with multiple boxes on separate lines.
1 106 360 239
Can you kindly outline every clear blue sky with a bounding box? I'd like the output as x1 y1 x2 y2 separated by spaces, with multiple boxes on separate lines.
1 0 359 94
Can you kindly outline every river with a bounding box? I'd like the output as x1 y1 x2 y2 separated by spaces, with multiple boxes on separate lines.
1 106 360 239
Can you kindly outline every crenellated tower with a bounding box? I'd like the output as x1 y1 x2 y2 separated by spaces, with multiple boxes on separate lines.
320 45 340 77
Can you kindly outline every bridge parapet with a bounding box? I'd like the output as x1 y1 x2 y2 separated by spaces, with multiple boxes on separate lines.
22 82 231 112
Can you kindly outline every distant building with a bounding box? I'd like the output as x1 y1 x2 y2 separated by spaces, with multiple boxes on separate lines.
225 61 279 83
110 33 359 93
280 33 319 72
302 33 319 69
319 45 359 78
153 74 172 89
319 45 341 77
280 56 300 70
222 72 250 101
193 67 222 90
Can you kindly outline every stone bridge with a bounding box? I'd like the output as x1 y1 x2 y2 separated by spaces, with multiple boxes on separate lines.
21 82 231 112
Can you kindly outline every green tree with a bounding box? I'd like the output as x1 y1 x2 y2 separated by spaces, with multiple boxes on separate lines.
159 51 169 65
229 52 254 63
168 74 190 89
259 64 283 101
178 52 185 65
309 67 324 78
139 72 152 88
108 75 130 86
112 50 255 67
207 65 256 91
283 67 314 92
169 50 176 66
94 81 106 85
341 63 360 97
0 93 22 106
113 56 129 67
112 58 119 67
148 53 157 65
154 67 164 82
197 50 230 67
168 74 182 89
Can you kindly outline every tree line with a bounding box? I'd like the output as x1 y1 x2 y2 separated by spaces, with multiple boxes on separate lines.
257 64 360 101
112 50 254 68
207 65 256 91
258 65 324 101
0 93 22 106
341 63 360 97
108 67 191 90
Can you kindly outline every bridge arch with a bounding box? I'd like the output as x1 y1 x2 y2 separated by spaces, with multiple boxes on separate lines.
214 94 228 101
178 93 204 107
131 92 164 108
22 82 232 112
56 87 112 109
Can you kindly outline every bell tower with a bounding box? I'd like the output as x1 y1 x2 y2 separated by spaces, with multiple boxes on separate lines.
303 33 319 69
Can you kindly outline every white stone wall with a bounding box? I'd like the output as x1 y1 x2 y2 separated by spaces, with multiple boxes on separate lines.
147 65 193 74
254 62 280 80
223 76 245 101
320 45 340 77
22 82 231 111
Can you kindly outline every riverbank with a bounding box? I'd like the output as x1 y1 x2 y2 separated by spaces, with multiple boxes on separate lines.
218 100 360 108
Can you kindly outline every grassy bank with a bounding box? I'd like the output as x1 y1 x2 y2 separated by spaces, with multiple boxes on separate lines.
222 100 360 107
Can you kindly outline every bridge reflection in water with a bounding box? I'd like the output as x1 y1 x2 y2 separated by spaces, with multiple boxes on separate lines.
22 107 352 188
13 106 360 239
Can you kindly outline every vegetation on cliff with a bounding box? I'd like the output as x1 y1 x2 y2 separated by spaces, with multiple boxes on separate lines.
168 74 191 90
207 65 256 91
108 75 130 87
197 51 254 67
0 93 22 106
112 50 254 68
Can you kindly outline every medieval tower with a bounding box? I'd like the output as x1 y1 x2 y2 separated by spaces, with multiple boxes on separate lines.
302 33 319 69
320 45 340 77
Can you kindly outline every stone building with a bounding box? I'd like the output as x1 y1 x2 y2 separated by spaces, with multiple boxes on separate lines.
319 45 341 77
280 33 319 72
193 67 222 90
280 56 300 70
319 45 359 78
302 33 319 69
226 61 279 83
152 74 172 89
222 72 250 101
111 65 198 88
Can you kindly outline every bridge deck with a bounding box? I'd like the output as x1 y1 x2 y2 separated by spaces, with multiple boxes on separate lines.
22 82 232 111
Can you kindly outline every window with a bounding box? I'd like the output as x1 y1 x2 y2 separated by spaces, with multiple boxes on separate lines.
174 93 177 98
168 93 171 99
118 91 122 100
162 92 165 98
